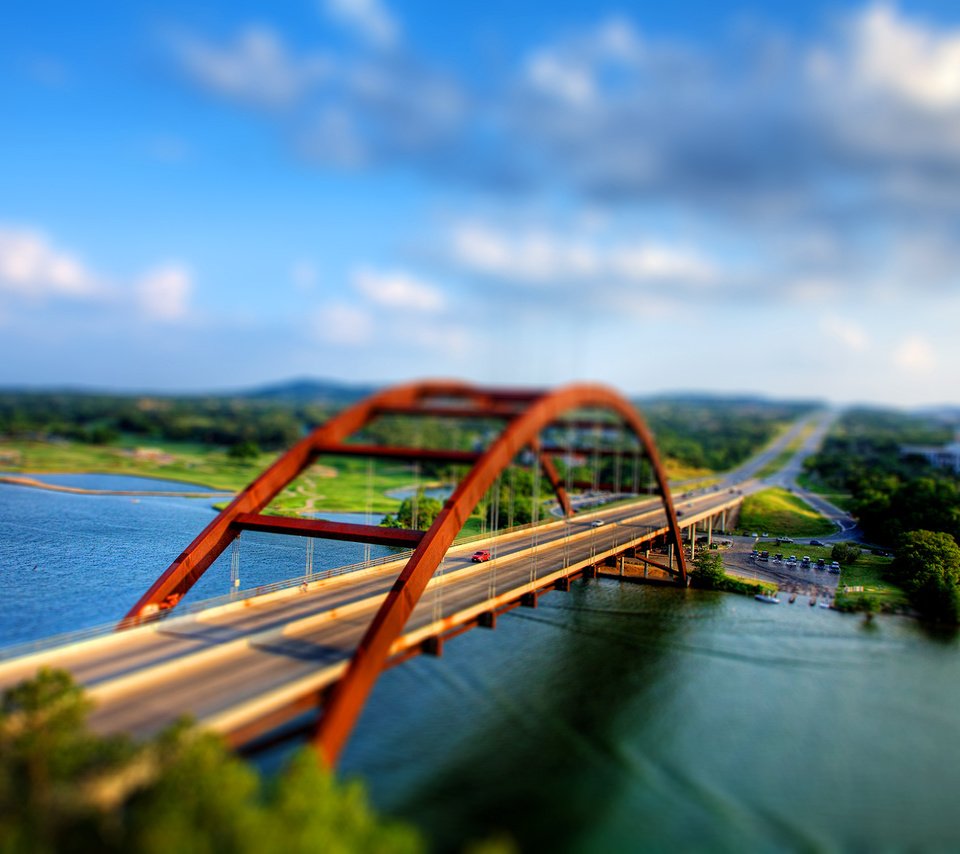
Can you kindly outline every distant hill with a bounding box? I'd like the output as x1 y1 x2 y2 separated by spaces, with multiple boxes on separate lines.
240 378 378 404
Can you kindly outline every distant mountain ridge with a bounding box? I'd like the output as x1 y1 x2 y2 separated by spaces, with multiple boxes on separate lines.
241 378 378 404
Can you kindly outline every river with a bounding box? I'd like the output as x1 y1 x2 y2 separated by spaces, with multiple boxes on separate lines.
3 475 960 851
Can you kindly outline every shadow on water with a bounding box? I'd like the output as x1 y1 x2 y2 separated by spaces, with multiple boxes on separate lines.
340 578 694 852
915 619 960 644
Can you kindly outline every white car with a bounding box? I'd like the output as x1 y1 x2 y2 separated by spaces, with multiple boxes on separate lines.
591 519 605 528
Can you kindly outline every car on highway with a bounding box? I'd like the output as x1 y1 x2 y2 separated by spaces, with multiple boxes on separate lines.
471 549 491 563
591 519 605 527
810 539 826 546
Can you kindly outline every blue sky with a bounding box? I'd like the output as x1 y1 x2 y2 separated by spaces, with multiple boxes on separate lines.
2 1 960 404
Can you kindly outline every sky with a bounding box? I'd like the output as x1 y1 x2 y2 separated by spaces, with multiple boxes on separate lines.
2 0 960 405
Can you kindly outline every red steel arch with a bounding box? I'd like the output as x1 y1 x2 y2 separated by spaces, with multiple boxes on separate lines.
124 380 513 622
312 382 686 765
122 381 687 765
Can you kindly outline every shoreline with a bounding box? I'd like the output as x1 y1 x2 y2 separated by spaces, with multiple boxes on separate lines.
0 474 233 499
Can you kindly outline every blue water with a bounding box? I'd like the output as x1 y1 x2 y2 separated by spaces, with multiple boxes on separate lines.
343 583 960 852
0 476 391 646
4 476 960 850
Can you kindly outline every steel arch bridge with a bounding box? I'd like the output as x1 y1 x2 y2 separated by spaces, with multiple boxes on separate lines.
124 380 688 765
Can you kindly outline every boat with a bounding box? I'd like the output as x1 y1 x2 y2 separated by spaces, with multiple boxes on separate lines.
755 593 780 604
788 593 797 604
819 600 831 609
809 597 817 606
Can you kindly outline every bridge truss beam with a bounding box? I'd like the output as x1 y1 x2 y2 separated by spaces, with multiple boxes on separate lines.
121 380 687 766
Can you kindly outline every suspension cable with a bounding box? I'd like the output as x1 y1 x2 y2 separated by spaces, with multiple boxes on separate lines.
229 534 241 597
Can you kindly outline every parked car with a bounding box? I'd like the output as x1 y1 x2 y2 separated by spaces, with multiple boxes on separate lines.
472 549 491 563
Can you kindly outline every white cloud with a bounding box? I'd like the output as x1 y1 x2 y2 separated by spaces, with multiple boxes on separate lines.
174 26 330 107
820 314 869 352
523 17 648 107
0 227 99 299
323 0 399 48
450 222 714 287
893 335 936 373
353 266 444 312
846 4 960 111
526 52 595 105
313 302 373 345
137 264 193 322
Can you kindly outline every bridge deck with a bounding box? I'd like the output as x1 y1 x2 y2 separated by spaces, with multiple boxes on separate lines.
0 490 742 747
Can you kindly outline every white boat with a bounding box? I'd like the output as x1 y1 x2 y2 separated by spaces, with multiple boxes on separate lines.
755 593 780 604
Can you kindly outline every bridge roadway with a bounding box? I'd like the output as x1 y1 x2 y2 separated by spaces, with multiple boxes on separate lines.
0 487 742 747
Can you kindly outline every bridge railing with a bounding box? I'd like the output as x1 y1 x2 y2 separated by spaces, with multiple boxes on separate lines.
0 495 660 664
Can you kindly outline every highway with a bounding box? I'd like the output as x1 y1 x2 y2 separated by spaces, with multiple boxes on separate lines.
0 488 737 744
0 409 828 747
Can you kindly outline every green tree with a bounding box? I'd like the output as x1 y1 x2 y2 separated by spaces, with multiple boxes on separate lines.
831 543 861 564
0 670 423 854
690 551 727 589
228 440 262 462
891 530 960 623
381 489 443 531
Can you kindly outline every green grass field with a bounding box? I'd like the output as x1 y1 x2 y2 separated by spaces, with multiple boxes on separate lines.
0 439 417 514
739 487 836 537
795 472 855 510
833 551 906 612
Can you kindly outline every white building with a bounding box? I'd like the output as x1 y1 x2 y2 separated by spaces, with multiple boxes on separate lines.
901 434 960 474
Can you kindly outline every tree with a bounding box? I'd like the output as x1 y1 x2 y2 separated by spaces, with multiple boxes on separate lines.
891 530 960 623
0 670 423 853
228 440 261 462
382 489 443 531
831 543 861 565
690 551 726 589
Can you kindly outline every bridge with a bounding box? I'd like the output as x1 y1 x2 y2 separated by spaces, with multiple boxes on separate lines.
0 381 750 766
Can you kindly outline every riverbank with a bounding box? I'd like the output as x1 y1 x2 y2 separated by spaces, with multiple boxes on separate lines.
0 439 412 514
0 474 231 498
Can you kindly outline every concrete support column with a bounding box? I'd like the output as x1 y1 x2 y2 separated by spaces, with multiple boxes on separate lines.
690 520 697 559
668 543 674 571
708 515 713 546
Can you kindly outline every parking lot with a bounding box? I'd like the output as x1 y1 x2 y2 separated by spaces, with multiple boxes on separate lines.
718 535 841 602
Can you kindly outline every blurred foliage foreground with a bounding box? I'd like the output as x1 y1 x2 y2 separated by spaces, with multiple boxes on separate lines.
0 669 422 854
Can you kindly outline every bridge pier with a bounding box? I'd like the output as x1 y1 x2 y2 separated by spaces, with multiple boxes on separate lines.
479 611 497 629
521 592 538 608
555 577 571 592
422 636 443 657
